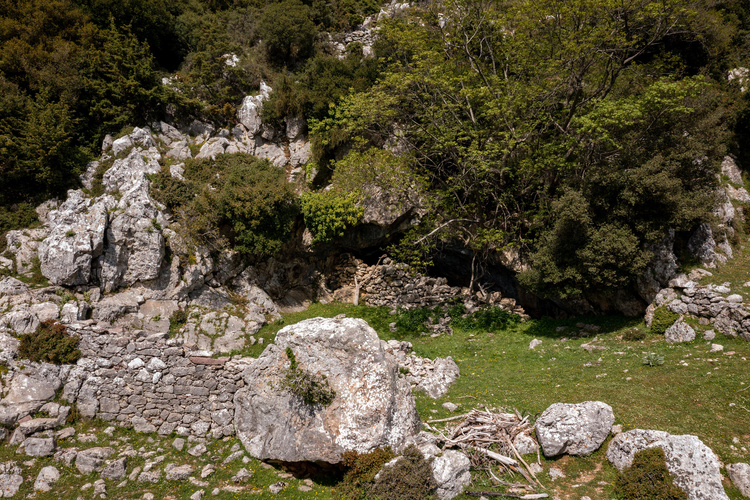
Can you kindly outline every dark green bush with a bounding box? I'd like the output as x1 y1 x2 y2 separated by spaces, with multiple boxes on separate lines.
338 447 396 500
169 309 188 336
615 447 687 500
258 0 317 66
279 347 336 406
371 444 436 500
394 308 431 336
623 327 647 341
18 319 81 365
451 305 520 332
650 307 679 335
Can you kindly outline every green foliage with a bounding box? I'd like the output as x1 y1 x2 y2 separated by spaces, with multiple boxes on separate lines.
338 447 396 500
149 153 297 257
258 0 317 66
169 309 188 336
623 328 647 341
279 347 336 406
651 307 679 335
370 444 436 500
450 305 520 332
394 307 431 336
18 319 81 365
55 289 76 304
300 190 363 244
615 447 687 500
642 352 665 367
0 203 39 236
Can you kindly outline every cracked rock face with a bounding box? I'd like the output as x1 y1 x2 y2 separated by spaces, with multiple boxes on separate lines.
38 190 110 286
233 317 421 464
535 401 614 457
607 429 729 500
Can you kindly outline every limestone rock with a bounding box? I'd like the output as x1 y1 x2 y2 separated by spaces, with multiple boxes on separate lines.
727 463 750 497
722 156 743 184
22 437 56 457
38 190 109 286
34 466 60 492
535 401 614 457
688 224 718 268
665 319 695 344
92 291 140 322
234 317 421 464
237 83 272 135
166 464 194 481
101 457 127 480
0 278 28 297
431 449 471 499
0 461 23 497
76 447 115 474
414 357 460 399
607 429 728 500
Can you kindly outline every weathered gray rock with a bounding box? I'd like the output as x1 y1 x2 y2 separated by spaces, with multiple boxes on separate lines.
33 466 60 491
535 401 614 457
0 461 23 497
165 463 194 481
22 437 56 457
100 457 127 480
234 317 421 464
237 82 272 135
91 291 140 322
722 156 744 184
414 357 460 399
665 319 695 344
688 223 719 268
4 227 48 277
727 463 750 497
0 277 28 297
3 373 60 405
431 450 471 499
607 429 728 500
76 447 115 473
167 140 192 160
39 190 110 286
636 230 678 303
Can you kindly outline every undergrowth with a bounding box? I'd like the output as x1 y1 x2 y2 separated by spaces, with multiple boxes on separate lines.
338 447 395 500
370 444 436 500
650 307 679 335
614 447 687 500
280 347 336 406
18 320 81 364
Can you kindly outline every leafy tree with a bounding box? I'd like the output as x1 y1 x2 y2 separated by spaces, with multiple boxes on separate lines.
258 0 317 66
324 0 735 296
300 190 363 244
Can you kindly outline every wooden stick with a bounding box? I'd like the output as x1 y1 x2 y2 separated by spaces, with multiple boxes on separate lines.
472 447 518 466
426 414 470 424
465 492 548 499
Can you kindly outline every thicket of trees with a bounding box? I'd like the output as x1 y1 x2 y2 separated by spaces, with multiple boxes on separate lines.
3 0 750 300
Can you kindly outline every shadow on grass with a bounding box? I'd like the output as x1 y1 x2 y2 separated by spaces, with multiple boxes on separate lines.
524 314 643 339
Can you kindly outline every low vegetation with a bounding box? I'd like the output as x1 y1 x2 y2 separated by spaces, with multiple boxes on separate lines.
615 447 688 500
279 347 336 407
18 320 81 365
371 445 436 500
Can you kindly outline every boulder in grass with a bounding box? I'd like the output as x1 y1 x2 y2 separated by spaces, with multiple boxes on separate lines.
535 401 614 457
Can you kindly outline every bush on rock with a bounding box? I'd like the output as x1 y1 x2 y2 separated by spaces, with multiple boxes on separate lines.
615 447 687 500
18 319 81 364
371 445 437 500
650 307 679 335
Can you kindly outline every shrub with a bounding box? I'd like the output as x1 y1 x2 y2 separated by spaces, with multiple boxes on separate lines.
650 307 679 335
258 0 317 66
394 307 431 336
279 347 336 406
623 327 647 341
169 309 188 336
300 190 363 244
371 444 437 500
614 447 687 500
451 305 520 332
338 447 396 500
18 320 81 364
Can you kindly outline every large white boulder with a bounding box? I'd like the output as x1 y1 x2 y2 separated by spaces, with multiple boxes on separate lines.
234 317 421 464
607 429 729 500
535 401 614 457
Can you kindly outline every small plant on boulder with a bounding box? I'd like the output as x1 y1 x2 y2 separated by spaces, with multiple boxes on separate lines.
650 306 679 335
614 447 687 499
169 309 188 336
371 444 437 500
18 319 80 364
280 347 336 406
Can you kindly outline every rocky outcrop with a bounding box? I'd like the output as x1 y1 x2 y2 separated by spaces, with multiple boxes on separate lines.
233 317 421 464
607 429 729 500
727 462 750 497
664 318 696 344
431 450 472 499
535 401 614 457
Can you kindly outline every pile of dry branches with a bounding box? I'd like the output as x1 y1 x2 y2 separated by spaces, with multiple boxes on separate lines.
424 408 545 496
